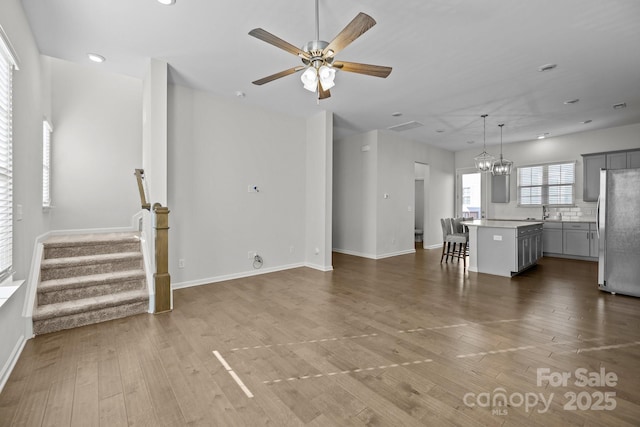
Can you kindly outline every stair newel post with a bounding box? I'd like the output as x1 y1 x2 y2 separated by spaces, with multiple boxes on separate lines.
153 203 171 313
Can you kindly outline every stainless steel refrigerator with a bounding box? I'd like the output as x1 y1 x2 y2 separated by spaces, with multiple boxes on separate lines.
598 168 640 297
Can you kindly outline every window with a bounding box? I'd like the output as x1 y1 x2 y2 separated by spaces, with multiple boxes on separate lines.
0 30 17 280
43 120 52 208
462 187 471 205
517 162 575 206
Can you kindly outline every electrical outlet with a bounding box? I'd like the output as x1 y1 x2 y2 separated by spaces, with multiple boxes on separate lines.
178 259 185 268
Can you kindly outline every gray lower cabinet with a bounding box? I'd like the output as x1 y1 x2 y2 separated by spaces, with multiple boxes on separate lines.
543 222 563 254
517 225 543 271
563 222 591 257
544 221 597 259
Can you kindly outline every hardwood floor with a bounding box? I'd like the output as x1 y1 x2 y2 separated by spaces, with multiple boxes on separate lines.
2 249 640 426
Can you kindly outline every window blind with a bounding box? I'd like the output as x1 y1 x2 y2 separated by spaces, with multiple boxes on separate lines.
517 162 575 206
0 40 14 279
43 121 51 207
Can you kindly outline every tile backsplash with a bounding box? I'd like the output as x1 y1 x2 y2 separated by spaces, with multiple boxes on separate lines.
545 201 597 221
490 200 597 222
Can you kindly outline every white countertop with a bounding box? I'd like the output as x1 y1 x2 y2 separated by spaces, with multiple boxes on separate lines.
477 218 597 223
464 219 543 228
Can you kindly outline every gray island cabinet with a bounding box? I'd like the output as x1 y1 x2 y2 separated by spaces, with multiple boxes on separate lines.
465 220 543 277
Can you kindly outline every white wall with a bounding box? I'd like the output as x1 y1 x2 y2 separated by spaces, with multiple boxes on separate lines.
413 140 456 248
414 180 424 231
47 57 143 230
142 59 168 207
0 0 50 390
167 84 307 287
377 131 415 257
333 130 455 256
305 111 333 271
332 131 378 257
455 123 640 219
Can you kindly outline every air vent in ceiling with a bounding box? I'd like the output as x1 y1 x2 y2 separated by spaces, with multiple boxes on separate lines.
388 121 424 132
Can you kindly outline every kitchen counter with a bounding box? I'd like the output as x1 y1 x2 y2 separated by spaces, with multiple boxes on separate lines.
464 219 544 228
486 218 596 223
465 221 544 277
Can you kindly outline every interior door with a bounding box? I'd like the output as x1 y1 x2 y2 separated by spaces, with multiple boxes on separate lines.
457 169 483 218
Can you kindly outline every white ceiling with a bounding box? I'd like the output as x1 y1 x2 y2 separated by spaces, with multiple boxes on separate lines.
20 0 640 151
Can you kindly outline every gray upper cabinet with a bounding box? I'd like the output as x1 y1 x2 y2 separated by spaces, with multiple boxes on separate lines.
583 149 640 201
628 150 640 168
607 152 627 170
491 174 510 203
582 154 606 202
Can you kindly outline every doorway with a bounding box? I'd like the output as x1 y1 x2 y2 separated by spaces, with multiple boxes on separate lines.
414 163 428 249
457 169 483 218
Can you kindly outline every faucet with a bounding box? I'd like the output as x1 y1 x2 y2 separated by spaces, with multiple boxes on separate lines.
542 205 549 220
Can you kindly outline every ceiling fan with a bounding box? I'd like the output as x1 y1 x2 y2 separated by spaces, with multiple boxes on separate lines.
248 0 392 100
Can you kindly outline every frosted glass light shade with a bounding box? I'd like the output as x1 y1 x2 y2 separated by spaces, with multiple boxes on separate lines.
300 68 318 92
318 65 335 90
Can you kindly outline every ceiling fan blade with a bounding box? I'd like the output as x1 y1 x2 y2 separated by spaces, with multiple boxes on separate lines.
252 66 305 86
322 12 376 57
333 61 392 78
318 85 331 100
249 28 309 59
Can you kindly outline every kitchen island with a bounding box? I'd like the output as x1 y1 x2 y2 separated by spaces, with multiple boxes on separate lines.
464 220 544 277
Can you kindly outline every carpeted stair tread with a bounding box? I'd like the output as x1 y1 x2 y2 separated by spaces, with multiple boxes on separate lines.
41 252 142 268
43 232 140 248
33 289 148 321
34 231 149 335
38 270 146 294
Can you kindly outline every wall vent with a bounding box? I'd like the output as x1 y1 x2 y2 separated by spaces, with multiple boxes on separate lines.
387 121 424 132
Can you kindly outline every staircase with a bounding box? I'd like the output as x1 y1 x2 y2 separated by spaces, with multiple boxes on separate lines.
33 232 149 335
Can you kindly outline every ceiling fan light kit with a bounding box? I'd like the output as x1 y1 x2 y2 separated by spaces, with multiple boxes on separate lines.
248 0 392 100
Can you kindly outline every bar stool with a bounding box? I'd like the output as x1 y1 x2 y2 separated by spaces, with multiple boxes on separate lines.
440 218 469 267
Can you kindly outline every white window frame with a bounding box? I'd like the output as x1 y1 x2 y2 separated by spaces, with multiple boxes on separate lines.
43 120 52 208
0 26 18 282
517 161 576 207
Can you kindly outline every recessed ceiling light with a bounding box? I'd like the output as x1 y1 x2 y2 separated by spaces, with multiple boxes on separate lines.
235 91 246 98
613 102 627 110
564 98 580 104
157 0 176 5
391 112 403 117
436 129 445 133
537 133 550 139
87 53 105 63
537 63 557 72
581 120 592 124
466 140 475 145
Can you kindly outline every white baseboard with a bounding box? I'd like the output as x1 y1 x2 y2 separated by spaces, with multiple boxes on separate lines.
332 248 377 259
172 262 306 290
305 262 334 272
333 248 416 260
424 243 443 250
0 334 26 393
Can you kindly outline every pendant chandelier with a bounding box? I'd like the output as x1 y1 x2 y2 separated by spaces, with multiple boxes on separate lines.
474 114 495 172
491 123 514 175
